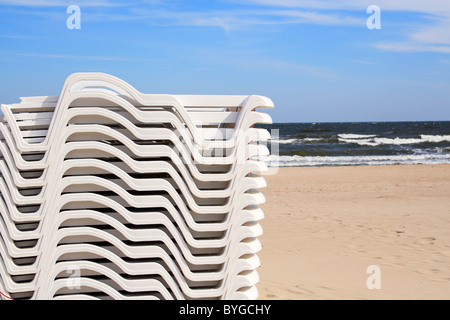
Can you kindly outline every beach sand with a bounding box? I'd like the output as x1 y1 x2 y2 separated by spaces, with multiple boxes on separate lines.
257 164 450 300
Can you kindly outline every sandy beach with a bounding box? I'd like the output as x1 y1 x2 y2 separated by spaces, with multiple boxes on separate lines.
257 164 450 300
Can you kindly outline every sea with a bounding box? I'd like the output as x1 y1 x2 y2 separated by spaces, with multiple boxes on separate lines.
257 121 450 167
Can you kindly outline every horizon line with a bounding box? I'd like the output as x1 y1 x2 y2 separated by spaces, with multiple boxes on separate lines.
262 120 450 124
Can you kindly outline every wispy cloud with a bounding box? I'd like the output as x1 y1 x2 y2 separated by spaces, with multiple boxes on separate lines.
264 9 363 26
373 14 450 54
128 1 450 54
0 1 380 31
253 58 335 78
243 0 450 15
191 10 362 31
0 0 123 7
124 6 365 32
373 43 450 54
243 0 450 54
3 0 450 55
16 52 133 61
351 60 375 65
409 19 450 45
0 34 47 40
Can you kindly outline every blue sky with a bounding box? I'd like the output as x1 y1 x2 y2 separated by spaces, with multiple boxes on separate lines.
0 0 449 123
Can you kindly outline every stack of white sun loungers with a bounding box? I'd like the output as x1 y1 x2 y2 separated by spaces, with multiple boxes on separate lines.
0 73 273 300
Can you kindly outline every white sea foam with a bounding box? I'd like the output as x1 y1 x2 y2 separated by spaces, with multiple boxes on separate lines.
256 154 450 167
421 135 450 143
374 137 424 145
273 135 450 147
338 138 379 146
339 135 450 147
269 138 298 144
303 138 323 142
338 134 377 139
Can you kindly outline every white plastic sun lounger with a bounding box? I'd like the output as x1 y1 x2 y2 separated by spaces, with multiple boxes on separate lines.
0 73 273 300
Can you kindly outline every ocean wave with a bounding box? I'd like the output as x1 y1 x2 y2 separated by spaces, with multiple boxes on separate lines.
338 138 379 146
270 137 327 144
338 134 377 139
339 135 450 147
421 135 450 143
269 138 298 144
255 154 450 167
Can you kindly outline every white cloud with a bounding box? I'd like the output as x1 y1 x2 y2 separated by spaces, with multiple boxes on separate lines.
0 0 122 7
244 0 450 15
266 9 363 26
244 58 335 78
245 0 450 54
136 1 450 53
126 6 365 32
410 20 450 45
373 42 450 54
3 0 450 54
0 34 46 39
16 52 132 61
190 10 363 31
